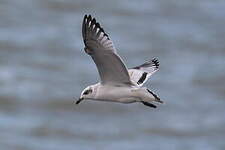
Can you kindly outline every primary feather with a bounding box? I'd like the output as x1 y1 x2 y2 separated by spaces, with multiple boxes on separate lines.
82 15 132 86
128 58 159 86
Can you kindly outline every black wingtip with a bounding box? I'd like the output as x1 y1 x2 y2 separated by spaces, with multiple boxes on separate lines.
142 101 157 108
92 18 96 23
152 58 159 68
90 18 96 27
83 14 110 40
95 22 100 28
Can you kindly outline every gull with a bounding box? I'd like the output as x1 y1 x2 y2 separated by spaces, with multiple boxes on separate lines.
76 15 163 108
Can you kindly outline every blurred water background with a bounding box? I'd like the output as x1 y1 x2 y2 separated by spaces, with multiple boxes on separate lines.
0 0 225 150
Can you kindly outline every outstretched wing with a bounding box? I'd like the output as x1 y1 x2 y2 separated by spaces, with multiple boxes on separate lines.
128 58 159 86
82 15 132 86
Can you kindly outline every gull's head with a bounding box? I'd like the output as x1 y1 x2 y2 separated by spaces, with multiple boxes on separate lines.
79 86 94 100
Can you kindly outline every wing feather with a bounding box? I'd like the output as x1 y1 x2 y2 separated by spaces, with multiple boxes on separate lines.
129 58 159 86
82 15 132 86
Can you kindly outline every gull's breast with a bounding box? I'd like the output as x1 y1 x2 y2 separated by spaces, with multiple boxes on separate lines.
95 85 137 102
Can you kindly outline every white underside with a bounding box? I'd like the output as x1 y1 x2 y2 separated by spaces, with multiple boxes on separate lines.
89 83 156 104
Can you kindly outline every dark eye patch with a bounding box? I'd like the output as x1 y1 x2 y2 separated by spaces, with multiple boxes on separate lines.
83 89 92 95
83 91 88 95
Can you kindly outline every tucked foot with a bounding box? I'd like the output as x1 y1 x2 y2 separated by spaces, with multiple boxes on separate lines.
141 101 157 108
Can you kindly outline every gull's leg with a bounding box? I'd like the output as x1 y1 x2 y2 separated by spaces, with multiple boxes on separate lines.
141 101 157 108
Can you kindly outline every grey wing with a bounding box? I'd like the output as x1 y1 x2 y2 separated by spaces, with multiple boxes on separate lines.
82 15 132 86
128 58 159 86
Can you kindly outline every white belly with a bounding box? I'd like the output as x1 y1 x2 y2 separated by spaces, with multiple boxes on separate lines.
95 85 139 103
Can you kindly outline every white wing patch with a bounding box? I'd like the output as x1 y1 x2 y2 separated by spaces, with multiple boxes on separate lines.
129 58 159 86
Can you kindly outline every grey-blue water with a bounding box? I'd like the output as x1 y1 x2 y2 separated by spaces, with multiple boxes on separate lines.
0 0 225 150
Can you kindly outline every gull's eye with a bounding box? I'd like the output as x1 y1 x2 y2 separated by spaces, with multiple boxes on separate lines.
83 89 92 95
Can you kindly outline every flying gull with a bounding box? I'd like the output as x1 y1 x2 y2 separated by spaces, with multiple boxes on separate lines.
76 15 163 108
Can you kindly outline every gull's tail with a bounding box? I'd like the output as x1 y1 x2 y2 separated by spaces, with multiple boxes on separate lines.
141 89 163 108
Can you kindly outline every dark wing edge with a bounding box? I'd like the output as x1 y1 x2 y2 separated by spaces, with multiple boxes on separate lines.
81 14 132 85
82 15 110 49
129 58 160 86
133 58 159 71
